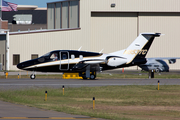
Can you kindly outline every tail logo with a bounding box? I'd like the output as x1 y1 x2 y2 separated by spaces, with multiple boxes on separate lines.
124 49 147 55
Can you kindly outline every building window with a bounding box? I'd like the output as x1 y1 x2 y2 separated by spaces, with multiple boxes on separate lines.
55 2 62 29
13 54 20 65
47 0 80 29
62 2 69 29
31 54 38 59
47 3 55 29
69 1 79 28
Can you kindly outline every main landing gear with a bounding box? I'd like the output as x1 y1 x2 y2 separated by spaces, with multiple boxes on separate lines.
80 72 96 80
79 65 96 80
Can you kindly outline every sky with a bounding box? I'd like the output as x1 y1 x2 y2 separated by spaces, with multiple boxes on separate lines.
5 0 53 8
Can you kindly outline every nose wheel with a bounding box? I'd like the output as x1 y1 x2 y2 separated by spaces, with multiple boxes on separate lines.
30 74 36 79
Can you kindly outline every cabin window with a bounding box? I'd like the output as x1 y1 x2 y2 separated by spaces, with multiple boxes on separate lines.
31 54 38 60
71 54 75 60
79 55 83 60
154 65 159 67
62 54 67 59
13 54 20 65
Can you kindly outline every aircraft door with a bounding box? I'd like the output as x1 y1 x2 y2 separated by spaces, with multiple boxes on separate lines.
59 51 69 71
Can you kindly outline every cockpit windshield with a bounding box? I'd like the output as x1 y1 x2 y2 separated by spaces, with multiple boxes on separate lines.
40 51 60 61
41 52 51 57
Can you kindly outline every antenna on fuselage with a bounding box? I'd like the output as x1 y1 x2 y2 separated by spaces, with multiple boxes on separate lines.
78 46 82 51
99 49 104 53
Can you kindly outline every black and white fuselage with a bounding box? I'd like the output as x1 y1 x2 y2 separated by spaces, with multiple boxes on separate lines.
17 33 161 79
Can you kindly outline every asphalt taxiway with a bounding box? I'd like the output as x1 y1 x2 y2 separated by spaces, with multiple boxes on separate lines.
0 78 180 90
0 100 100 120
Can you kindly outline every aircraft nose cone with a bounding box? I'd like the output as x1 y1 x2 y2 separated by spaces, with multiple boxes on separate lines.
17 63 24 69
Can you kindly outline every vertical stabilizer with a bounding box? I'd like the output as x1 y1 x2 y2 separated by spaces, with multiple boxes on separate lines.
123 33 161 64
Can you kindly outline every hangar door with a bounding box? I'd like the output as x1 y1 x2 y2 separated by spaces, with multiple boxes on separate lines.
139 13 180 70
91 12 138 53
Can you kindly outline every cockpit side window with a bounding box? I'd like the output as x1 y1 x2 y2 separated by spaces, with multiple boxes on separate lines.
50 52 59 61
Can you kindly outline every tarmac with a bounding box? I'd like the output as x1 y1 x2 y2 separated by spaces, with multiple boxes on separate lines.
0 100 100 120
0 78 180 90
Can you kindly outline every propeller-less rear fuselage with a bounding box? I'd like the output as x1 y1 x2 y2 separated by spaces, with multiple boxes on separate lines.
17 33 161 79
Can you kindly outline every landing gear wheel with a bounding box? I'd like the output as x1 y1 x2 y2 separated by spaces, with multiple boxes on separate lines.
90 72 96 80
156 68 160 73
90 74 95 80
30 74 36 79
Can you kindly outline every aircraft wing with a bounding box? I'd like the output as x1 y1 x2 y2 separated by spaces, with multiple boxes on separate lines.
147 57 180 64
80 59 106 64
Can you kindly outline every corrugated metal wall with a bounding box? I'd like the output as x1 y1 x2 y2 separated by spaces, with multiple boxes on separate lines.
138 12 180 70
9 29 91 70
89 0 180 12
8 0 180 70
91 12 137 53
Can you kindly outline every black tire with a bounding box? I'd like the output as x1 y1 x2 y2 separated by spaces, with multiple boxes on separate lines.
90 74 95 80
156 68 160 73
30 74 36 79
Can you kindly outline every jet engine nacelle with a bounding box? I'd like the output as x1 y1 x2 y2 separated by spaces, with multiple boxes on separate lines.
107 57 127 67
169 59 176 64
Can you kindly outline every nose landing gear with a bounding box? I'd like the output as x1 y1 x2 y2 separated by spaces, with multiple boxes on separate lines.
30 74 36 79
30 71 36 79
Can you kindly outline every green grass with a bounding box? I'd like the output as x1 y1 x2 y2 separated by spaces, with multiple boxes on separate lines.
1 85 180 120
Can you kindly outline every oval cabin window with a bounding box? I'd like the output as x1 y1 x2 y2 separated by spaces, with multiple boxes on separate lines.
79 55 83 60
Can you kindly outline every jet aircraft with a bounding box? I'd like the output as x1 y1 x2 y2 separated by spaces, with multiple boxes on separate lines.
17 33 161 79
138 57 180 72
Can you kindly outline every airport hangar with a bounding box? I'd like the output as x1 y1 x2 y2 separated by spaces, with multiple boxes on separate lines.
0 0 180 71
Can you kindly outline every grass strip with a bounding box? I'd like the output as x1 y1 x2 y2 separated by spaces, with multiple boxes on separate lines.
0 85 180 120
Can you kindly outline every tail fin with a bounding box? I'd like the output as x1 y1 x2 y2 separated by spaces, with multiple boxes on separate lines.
123 33 161 64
